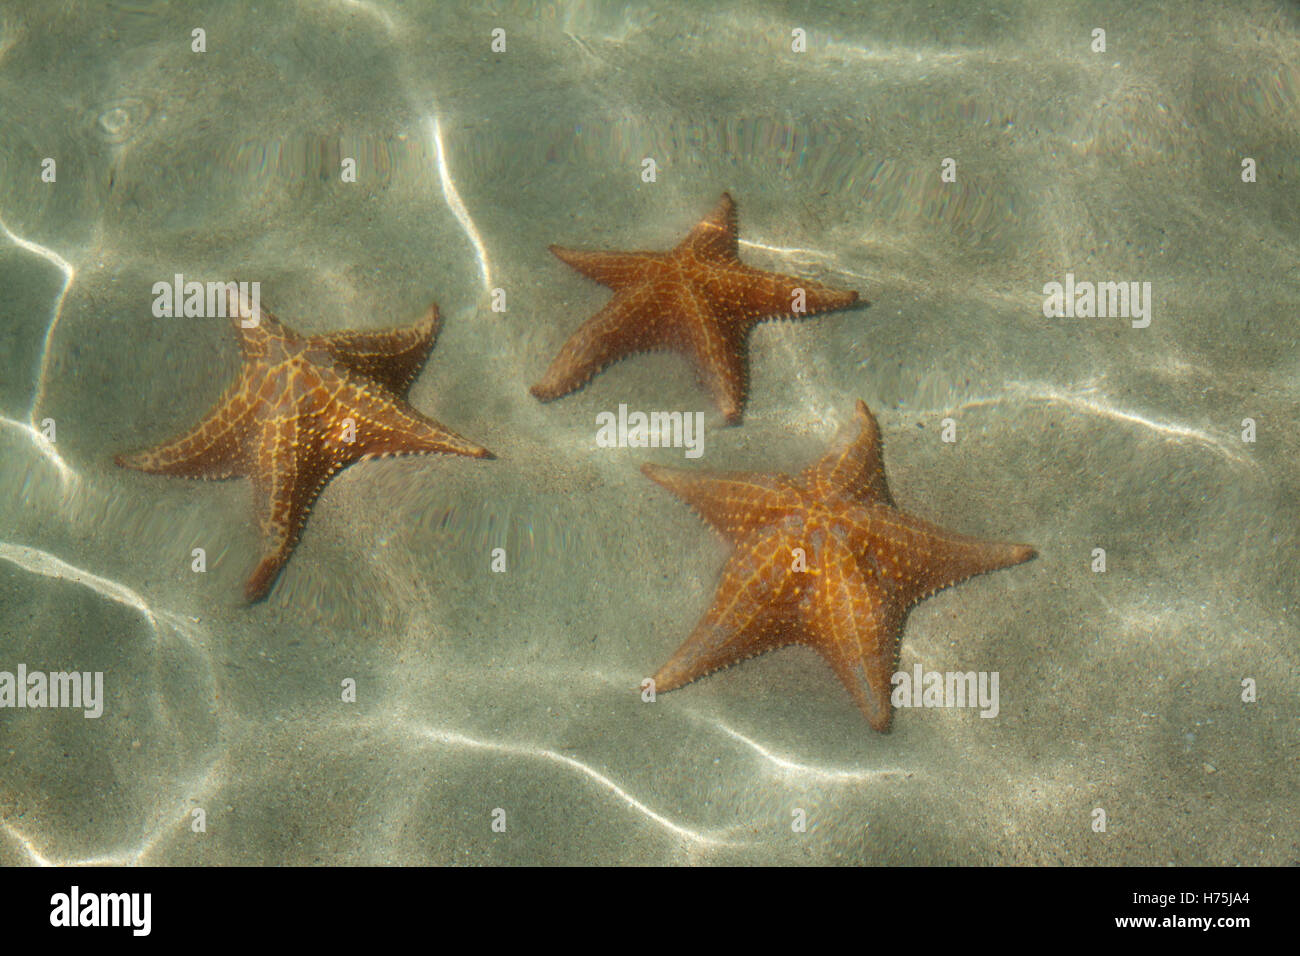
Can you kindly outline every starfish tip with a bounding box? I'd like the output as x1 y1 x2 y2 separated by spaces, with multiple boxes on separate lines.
243 567 276 604
417 303 440 329
868 711 894 733
641 462 683 488
651 665 685 693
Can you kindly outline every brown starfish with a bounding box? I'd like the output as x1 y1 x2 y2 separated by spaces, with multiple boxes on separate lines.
642 401 1035 731
116 290 492 601
531 192 861 424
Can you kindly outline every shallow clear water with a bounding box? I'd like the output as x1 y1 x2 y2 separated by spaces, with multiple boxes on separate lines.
1 0 1297 865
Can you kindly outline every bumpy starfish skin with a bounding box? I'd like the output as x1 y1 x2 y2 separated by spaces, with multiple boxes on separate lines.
532 192 860 424
642 401 1036 731
116 291 492 601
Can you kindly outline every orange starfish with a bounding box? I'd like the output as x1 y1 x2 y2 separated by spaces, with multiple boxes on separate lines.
116 291 492 602
642 401 1036 731
531 192 860 424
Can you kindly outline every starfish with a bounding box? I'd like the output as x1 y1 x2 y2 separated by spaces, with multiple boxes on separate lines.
116 290 492 602
531 192 860 424
642 400 1036 731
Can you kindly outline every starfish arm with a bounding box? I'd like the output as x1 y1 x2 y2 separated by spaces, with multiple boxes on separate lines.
641 463 797 542
892 515 1037 608
674 191 740 262
244 414 342 602
653 532 801 692
800 399 894 506
803 544 902 732
679 288 750 424
713 263 858 326
530 291 667 401
310 303 439 396
115 381 253 479
218 286 295 362
550 245 665 289
331 378 493 460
